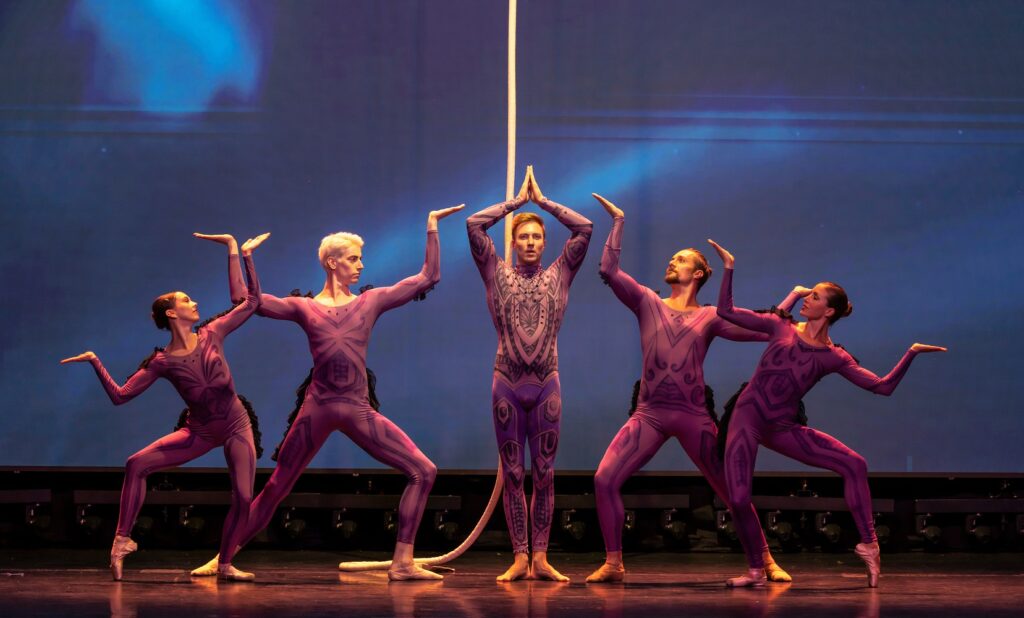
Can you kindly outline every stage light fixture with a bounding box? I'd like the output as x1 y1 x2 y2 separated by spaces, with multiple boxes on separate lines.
77 505 102 535
178 506 205 536
281 507 306 540
24 503 50 531
716 509 737 544
623 509 636 533
873 514 890 546
434 510 460 542
660 508 686 541
815 512 842 545
965 513 995 547
332 509 358 540
134 515 154 538
765 510 793 543
383 510 398 536
916 514 942 546
560 509 586 541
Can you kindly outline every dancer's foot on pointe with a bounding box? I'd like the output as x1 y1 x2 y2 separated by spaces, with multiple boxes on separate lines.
531 552 570 582
110 535 137 581
388 563 444 581
763 552 792 583
585 562 625 583
217 564 255 581
191 554 220 577
496 553 531 582
726 568 767 588
854 541 880 588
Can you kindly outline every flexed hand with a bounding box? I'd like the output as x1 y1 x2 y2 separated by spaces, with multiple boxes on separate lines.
706 239 735 269
428 204 466 230
193 232 239 253
513 170 531 207
526 165 546 203
791 285 813 298
61 351 97 364
592 193 623 218
240 233 270 256
910 343 947 353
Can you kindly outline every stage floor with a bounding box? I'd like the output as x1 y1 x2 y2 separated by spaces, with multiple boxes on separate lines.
1 550 1022 616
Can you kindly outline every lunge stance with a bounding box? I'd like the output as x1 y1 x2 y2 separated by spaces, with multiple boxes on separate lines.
587 195 797 583
709 238 945 588
62 234 269 581
192 205 462 581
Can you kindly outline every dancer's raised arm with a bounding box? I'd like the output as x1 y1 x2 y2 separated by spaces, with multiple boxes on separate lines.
713 285 810 342
709 239 783 336
528 168 592 275
837 344 946 396
372 205 463 312
62 351 160 406
194 231 301 321
594 194 645 310
467 173 530 276
204 234 268 337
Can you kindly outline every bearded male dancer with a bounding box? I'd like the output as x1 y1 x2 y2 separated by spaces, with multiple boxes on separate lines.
61 234 268 581
708 238 946 588
585 195 799 583
467 167 592 582
191 205 463 581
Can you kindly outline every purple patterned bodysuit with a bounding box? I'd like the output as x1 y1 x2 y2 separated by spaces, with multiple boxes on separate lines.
222 231 440 562
467 198 592 553
595 216 799 553
718 267 920 569
88 254 261 560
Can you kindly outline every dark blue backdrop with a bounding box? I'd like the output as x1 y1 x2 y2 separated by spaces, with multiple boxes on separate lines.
2 0 1021 471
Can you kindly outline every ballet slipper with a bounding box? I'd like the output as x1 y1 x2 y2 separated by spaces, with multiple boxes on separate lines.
726 568 767 588
854 541 881 588
191 554 220 577
110 535 138 581
531 553 570 582
217 563 255 582
763 552 792 583
388 564 444 581
585 562 625 583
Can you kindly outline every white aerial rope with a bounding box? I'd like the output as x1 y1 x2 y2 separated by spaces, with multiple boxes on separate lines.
337 1 515 573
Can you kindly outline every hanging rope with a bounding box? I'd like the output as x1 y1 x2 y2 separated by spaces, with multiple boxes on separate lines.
337 1 515 573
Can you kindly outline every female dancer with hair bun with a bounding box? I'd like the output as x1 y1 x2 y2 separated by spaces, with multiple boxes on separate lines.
191 204 463 581
586 194 799 584
467 167 592 582
61 233 270 581
707 238 946 588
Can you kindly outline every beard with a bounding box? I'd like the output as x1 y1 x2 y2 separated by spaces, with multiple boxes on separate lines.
664 272 679 284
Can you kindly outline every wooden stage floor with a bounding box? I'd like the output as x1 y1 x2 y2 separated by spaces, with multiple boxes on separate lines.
1 550 1022 616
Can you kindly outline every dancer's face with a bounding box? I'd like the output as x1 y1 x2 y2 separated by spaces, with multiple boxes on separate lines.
514 222 545 266
168 292 200 324
664 250 704 287
328 247 364 285
798 283 835 322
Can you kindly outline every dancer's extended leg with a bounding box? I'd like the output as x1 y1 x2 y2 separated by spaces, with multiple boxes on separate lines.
113 429 216 580
589 414 666 583
342 405 439 581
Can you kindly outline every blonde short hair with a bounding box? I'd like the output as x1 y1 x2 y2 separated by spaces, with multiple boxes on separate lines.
318 231 364 268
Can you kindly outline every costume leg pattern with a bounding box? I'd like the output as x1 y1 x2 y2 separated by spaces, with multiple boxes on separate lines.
723 415 767 569
763 425 876 544
219 429 257 563
493 375 529 553
526 375 562 552
116 429 216 537
673 412 771 557
594 414 667 552
236 401 333 549
342 406 437 545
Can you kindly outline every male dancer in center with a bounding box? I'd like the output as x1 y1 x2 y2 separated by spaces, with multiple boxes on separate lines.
586 194 799 583
467 167 592 582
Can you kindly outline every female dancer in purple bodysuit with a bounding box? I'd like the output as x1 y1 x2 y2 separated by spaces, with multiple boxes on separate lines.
467 168 592 582
61 234 269 581
707 239 946 588
586 195 800 583
192 205 463 581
